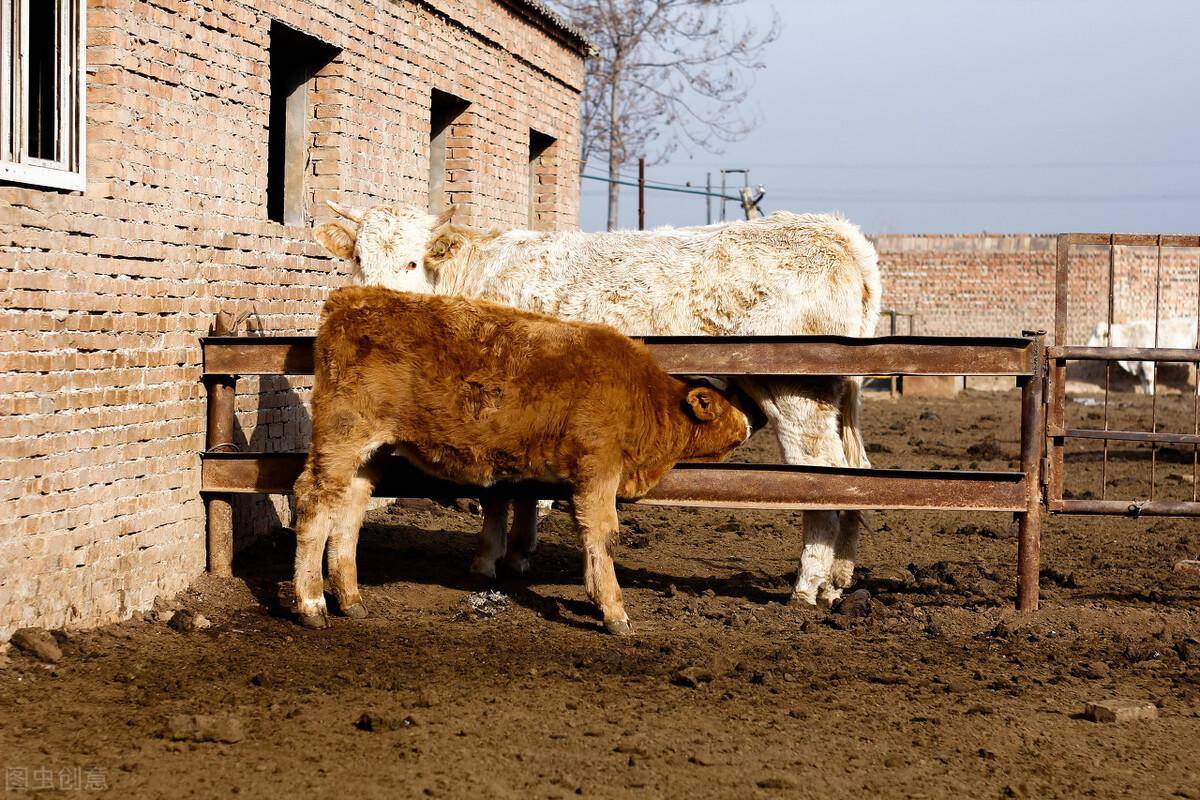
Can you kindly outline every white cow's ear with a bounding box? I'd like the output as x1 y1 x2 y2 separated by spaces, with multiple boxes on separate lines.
425 230 465 269
433 203 457 228
315 222 357 260
326 200 365 223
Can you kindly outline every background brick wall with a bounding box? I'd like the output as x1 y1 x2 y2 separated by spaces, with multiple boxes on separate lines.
0 0 584 636
875 234 1200 346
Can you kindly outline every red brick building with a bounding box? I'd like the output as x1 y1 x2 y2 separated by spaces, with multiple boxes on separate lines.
0 0 589 635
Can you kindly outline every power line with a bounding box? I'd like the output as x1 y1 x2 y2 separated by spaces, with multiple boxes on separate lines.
590 159 1200 177
581 172 741 201
661 159 1200 172
583 165 699 189
766 190 1200 204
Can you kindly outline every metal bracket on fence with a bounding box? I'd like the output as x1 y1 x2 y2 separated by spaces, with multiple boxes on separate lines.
1127 501 1145 518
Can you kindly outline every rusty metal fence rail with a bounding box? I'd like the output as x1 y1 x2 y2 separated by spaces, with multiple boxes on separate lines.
1048 233 1200 516
200 324 1047 610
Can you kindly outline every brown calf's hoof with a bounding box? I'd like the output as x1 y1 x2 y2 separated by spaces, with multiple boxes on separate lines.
298 612 329 629
605 617 634 636
341 603 369 620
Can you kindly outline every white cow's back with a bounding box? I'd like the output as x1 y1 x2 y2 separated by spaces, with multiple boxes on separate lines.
454 212 880 339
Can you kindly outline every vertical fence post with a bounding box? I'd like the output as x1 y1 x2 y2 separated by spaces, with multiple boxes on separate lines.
888 310 899 399
1016 330 1046 611
204 311 239 577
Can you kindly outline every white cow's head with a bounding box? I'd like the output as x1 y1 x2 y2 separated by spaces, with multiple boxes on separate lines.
314 201 456 293
1086 322 1111 348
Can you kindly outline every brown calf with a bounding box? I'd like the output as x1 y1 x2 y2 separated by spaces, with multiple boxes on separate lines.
293 286 752 633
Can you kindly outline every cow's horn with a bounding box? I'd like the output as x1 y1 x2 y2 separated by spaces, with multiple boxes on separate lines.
326 200 365 223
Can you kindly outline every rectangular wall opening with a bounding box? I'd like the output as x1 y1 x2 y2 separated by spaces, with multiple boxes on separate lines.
267 21 339 225
26 0 59 161
1 0 86 189
528 129 556 230
429 89 470 214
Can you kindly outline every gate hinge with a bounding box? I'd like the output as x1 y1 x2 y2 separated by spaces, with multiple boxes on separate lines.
1040 457 1049 487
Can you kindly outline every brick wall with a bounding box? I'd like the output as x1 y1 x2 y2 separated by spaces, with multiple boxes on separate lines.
874 234 1200 345
0 0 584 636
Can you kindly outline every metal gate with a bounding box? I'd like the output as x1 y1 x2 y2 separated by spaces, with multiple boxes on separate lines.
1047 233 1200 516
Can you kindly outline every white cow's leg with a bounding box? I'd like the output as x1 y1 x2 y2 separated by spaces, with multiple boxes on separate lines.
799 511 841 606
470 496 510 579
737 377 855 606
503 497 539 574
831 511 863 589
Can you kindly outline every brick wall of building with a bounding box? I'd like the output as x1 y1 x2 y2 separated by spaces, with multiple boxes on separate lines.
874 234 1200 346
0 0 584 636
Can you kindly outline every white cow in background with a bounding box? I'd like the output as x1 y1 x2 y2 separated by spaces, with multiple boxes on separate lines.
315 202 881 607
1087 317 1198 395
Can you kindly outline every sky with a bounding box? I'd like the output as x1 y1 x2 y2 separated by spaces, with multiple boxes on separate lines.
577 0 1200 234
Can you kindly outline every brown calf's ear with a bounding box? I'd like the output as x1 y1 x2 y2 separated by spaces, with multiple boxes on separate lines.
685 386 723 422
433 203 458 228
315 222 357 260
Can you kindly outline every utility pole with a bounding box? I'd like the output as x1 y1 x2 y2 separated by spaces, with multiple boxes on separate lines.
718 168 750 221
705 172 712 224
637 157 645 231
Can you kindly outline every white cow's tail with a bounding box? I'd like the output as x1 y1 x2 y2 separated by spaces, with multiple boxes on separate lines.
840 377 871 469
827 215 880 474
840 377 870 534
839 218 880 534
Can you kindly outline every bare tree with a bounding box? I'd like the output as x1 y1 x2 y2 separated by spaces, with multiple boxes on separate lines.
551 0 779 229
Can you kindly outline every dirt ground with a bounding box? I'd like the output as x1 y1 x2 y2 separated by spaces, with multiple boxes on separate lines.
3 389 1200 799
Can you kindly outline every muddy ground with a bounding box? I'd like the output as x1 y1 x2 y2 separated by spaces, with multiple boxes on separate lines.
3 390 1200 799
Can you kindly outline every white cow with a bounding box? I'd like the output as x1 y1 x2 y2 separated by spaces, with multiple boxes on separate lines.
315 202 881 607
1086 317 1198 395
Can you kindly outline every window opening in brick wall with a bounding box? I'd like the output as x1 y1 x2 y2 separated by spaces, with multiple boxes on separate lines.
429 89 469 214
0 0 85 191
26 0 56 159
528 129 556 230
267 21 339 225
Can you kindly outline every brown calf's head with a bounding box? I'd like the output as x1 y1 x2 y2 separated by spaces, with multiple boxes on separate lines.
679 381 754 462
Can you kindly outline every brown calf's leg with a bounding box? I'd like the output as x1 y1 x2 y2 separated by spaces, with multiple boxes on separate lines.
293 468 342 629
293 429 381 628
325 463 379 619
471 496 510 579
503 496 540 575
572 474 630 635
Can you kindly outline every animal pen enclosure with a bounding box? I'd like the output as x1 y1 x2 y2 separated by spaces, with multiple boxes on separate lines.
1047 234 1200 516
195 231 1200 618
199 321 1048 611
